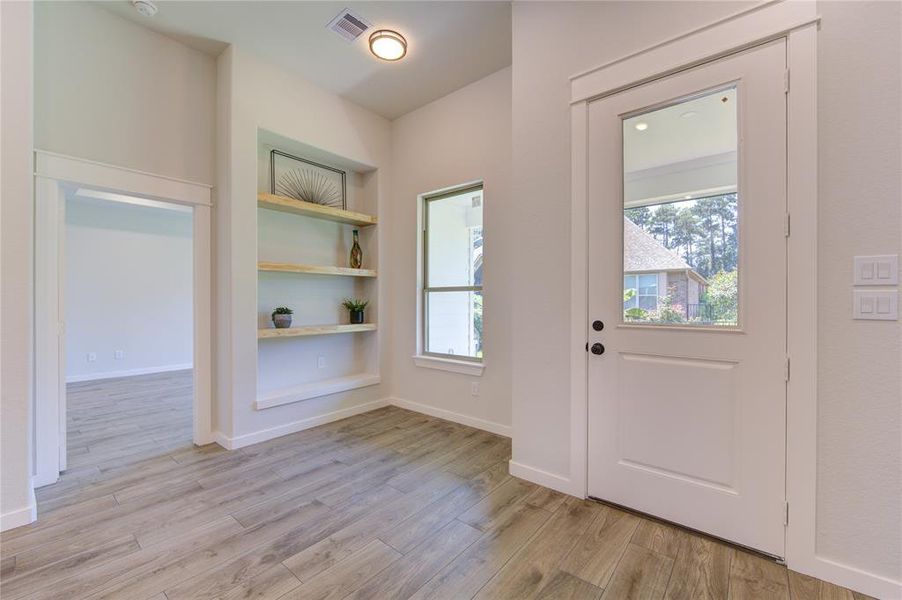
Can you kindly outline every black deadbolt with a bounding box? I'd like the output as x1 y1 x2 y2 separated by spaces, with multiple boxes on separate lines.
592 320 604 331
591 343 605 355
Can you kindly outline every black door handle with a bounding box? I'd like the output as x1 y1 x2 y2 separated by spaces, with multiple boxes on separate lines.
591 343 605 355
592 320 604 331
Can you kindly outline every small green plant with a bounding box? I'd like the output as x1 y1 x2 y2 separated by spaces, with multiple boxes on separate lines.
341 298 369 312
271 306 293 317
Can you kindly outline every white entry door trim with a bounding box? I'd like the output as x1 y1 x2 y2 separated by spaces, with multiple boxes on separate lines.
565 1 901 598
33 150 214 490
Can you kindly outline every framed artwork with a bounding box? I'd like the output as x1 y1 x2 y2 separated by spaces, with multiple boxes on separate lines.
270 149 347 209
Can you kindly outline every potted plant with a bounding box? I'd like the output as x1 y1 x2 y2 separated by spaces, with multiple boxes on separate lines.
342 298 369 325
271 306 293 329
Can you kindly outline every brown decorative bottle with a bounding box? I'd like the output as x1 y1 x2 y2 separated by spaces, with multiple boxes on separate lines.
349 229 363 269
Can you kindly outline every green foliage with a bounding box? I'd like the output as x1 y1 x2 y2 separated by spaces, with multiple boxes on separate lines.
625 193 738 280
623 288 648 320
646 295 685 323
625 307 647 320
341 298 369 312
704 270 738 324
473 293 483 356
271 306 293 316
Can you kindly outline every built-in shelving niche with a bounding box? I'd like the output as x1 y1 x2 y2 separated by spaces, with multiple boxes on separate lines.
256 130 380 409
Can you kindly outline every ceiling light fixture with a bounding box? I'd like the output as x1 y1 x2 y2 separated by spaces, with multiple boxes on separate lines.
369 30 407 61
634 122 648 131
131 0 158 17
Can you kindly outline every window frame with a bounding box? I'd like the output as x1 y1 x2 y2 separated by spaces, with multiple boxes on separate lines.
624 273 659 312
421 183 484 364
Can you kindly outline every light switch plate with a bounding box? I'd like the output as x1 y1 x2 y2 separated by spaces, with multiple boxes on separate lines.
854 255 898 285
853 290 898 320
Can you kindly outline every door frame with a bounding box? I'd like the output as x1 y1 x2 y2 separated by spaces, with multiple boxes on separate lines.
33 150 214 489
568 0 831 592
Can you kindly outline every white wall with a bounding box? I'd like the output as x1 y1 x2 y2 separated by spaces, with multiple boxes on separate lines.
0 0 36 531
34 1 215 184
815 0 901 583
510 0 901 591
216 46 391 446
65 196 193 382
389 67 512 434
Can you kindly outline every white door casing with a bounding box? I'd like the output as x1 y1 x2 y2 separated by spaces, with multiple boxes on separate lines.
33 151 213 489
586 40 787 557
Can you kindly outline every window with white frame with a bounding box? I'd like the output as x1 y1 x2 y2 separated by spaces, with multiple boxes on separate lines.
623 273 658 311
423 184 483 361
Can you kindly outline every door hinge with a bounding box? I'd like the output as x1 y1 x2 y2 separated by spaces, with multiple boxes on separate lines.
784 356 791 382
784 69 790 94
784 501 790 525
783 213 791 237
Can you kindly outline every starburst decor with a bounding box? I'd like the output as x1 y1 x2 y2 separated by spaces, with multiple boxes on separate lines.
276 168 343 208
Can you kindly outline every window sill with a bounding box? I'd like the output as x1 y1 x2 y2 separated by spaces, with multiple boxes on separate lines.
412 355 484 376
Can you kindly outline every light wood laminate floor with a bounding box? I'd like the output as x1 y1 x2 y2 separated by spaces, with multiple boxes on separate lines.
1 372 871 600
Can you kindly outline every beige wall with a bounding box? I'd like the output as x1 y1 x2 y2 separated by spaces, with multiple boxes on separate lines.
389 67 512 432
510 0 901 587
0 0 35 531
216 46 392 444
815 0 901 580
34 1 216 184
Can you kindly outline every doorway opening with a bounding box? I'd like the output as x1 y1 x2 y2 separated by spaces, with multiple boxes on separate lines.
62 188 194 475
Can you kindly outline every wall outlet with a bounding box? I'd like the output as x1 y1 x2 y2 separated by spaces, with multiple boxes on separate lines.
317 355 326 369
471 382 480 397
86 352 97 362
114 350 124 360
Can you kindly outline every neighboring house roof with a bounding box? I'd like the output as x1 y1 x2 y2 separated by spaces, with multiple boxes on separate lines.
623 217 707 283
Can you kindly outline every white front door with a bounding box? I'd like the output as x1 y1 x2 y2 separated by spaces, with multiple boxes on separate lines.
587 39 788 556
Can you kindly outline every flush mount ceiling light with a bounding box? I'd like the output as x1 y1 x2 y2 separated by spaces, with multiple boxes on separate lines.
634 122 648 131
369 30 407 61
131 0 158 17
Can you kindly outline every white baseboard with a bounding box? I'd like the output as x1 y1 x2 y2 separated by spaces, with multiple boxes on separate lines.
213 399 390 450
791 555 901 600
66 363 193 383
388 397 511 438
1 490 36 532
508 460 580 497
32 470 60 489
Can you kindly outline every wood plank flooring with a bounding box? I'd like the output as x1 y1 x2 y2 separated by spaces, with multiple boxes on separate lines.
0 372 872 600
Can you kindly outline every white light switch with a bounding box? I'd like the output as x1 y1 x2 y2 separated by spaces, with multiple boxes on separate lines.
854 255 898 285
853 290 898 320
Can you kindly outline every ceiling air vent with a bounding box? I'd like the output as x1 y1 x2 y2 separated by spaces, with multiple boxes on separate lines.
327 9 371 42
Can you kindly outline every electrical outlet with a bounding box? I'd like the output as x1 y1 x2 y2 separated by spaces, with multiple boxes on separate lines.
87 352 97 362
471 382 479 397
317 355 326 369
114 350 124 360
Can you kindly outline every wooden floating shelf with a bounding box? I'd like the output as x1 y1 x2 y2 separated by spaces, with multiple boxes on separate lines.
258 262 377 278
258 323 377 339
255 372 381 410
257 193 377 227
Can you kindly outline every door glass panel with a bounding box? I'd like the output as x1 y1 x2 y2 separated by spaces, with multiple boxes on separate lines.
622 86 739 326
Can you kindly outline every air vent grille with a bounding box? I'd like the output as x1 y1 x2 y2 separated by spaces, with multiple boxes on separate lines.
327 9 371 41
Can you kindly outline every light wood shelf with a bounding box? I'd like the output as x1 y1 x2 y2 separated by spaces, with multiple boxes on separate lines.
258 262 377 278
258 323 377 339
255 372 381 410
257 193 377 227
